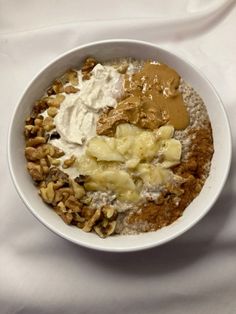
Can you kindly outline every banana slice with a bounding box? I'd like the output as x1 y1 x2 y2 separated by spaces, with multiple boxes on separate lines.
87 136 124 162
161 160 181 168
160 138 182 162
116 136 134 156
136 163 172 186
84 169 138 201
154 125 174 140
76 155 99 175
115 123 141 138
132 132 159 161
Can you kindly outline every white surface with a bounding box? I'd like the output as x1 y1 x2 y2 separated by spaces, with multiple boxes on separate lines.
8 39 231 252
1 0 236 312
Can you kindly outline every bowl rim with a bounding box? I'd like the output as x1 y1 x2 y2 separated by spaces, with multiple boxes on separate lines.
7 39 232 252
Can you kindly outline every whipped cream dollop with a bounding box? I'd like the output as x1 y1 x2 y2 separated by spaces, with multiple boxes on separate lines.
54 64 123 145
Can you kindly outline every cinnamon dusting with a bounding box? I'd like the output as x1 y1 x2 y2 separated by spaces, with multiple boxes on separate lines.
127 124 214 230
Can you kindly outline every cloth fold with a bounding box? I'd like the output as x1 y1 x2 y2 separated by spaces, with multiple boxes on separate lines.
1 1 236 313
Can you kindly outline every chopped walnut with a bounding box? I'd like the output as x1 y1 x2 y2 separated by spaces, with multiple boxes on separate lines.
102 206 117 220
65 195 81 212
52 146 65 158
94 221 116 238
47 80 64 96
47 155 61 166
24 125 40 138
90 206 118 238
81 57 97 80
52 179 65 190
36 128 45 137
39 144 64 159
40 182 55 204
47 107 58 117
31 99 48 117
45 94 65 108
27 162 44 181
62 155 76 169
42 116 55 132
25 116 35 126
80 196 92 206
24 117 46 139
73 213 85 223
60 69 78 86
81 206 95 219
53 190 64 205
25 147 39 161
34 116 44 126
117 63 129 74
68 69 79 85
64 86 79 94
40 144 55 158
82 208 101 232
53 187 72 205
26 136 46 147
39 158 50 174
25 144 64 161
70 179 85 199
45 167 69 184
54 202 73 224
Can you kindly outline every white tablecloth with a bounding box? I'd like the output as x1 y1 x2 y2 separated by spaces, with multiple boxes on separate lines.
1 1 236 313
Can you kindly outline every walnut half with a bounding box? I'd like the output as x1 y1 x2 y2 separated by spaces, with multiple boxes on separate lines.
94 221 117 238
81 57 97 80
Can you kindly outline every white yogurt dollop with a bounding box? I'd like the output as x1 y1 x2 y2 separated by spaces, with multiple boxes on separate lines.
54 64 123 145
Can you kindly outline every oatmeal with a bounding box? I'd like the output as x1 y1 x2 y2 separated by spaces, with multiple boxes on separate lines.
24 57 214 237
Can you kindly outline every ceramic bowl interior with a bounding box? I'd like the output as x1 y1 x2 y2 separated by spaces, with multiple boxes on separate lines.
8 39 231 252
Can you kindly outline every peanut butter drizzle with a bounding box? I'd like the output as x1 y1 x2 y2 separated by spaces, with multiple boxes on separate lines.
96 62 189 136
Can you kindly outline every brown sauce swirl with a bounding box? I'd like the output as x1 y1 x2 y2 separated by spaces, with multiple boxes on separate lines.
97 61 189 136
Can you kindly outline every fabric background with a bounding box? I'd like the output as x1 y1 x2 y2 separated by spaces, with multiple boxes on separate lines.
1 0 236 313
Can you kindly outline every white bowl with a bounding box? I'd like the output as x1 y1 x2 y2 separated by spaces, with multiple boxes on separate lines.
8 39 232 252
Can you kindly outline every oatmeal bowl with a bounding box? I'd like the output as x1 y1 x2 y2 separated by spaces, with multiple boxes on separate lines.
8 39 231 252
